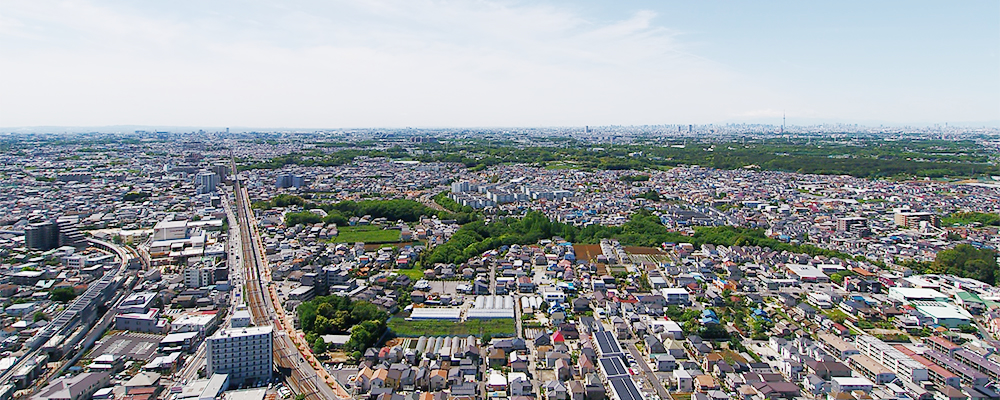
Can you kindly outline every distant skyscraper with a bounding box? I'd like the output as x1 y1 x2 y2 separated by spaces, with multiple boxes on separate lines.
688 125 693 133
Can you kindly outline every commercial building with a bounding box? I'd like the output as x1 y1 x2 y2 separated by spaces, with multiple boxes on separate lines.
888 287 948 303
786 264 830 283
911 301 972 328
31 371 109 400
153 219 189 241
119 292 158 314
206 326 273 386
115 309 170 334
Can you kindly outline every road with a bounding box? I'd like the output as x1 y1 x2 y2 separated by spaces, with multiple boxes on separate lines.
230 160 345 400
625 341 670 400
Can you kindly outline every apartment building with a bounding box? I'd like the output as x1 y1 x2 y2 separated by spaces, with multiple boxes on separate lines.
206 326 273 386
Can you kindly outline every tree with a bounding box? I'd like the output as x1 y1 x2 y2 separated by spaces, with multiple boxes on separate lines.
317 303 335 319
50 287 77 302
314 315 332 334
933 244 998 285
33 311 48 322
481 333 493 346
312 338 328 354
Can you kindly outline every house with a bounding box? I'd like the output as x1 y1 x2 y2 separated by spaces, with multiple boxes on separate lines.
558 324 580 340
568 381 586 400
544 381 568 400
572 297 590 312
696 375 720 392
429 369 448 391
644 335 667 354
510 372 533 396
488 349 506 368
555 358 573 381
657 354 678 372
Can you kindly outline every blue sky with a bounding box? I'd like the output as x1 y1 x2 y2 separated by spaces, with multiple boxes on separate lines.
1 0 997 128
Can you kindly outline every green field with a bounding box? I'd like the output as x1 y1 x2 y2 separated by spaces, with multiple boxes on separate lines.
388 317 516 338
395 268 425 281
331 225 400 243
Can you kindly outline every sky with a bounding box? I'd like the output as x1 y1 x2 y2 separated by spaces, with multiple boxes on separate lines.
1 0 998 129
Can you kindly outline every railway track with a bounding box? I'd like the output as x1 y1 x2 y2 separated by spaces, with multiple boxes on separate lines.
231 158 339 400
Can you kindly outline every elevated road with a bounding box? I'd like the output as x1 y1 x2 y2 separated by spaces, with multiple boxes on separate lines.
0 239 136 396
230 161 343 400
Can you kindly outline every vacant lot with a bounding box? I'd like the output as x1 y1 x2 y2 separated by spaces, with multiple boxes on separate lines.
331 225 400 243
388 317 516 338
573 244 603 262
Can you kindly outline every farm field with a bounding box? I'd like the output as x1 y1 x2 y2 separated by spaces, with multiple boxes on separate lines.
331 225 401 243
388 317 515 338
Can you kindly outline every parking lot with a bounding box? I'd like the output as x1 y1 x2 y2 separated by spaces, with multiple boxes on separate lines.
90 332 165 361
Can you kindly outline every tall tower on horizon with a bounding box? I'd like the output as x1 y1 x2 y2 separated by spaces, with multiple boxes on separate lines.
782 111 786 133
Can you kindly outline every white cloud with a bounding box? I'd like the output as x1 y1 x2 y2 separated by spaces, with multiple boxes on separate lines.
0 0 781 127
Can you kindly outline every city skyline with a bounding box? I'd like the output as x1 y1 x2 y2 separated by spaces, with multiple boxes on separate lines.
1 0 998 128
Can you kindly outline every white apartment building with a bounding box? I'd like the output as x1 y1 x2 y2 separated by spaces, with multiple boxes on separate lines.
206 326 273 386
855 335 928 383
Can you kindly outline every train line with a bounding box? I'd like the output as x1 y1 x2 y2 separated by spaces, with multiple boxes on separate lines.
230 159 339 400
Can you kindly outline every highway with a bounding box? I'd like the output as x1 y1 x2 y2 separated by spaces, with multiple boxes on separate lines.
230 161 343 400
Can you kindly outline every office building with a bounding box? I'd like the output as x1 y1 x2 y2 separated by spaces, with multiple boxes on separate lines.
206 326 273 386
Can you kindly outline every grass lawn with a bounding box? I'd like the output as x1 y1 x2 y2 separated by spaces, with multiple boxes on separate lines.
388 317 516 338
331 225 400 243
395 268 425 281
544 162 578 170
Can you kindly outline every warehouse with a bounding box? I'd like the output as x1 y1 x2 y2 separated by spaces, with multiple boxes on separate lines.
409 307 462 321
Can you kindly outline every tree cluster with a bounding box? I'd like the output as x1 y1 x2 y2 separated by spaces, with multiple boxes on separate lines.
297 295 388 354
932 244 999 285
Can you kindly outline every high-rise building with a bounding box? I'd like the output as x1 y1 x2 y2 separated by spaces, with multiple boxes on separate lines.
57 217 86 249
194 171 221 194
206 326 273 386
275 173 304 189
211 163 231 183
25 221 60 251
450 181 471 193
183 266 215 288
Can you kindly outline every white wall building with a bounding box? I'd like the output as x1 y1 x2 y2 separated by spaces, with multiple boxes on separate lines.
206 326 273 386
